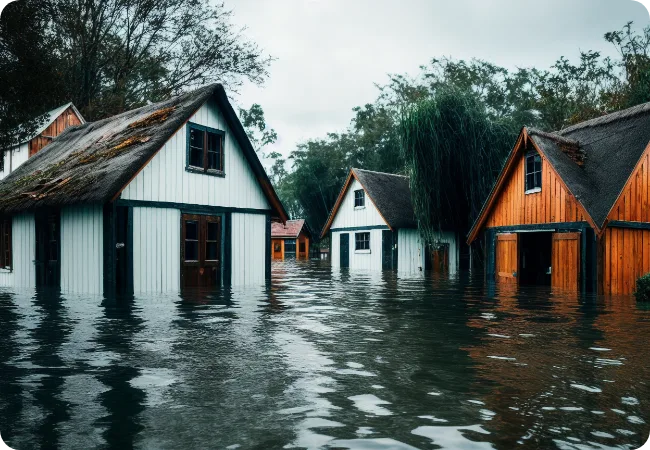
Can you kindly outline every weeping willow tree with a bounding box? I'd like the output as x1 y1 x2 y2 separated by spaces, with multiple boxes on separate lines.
399 89 518 248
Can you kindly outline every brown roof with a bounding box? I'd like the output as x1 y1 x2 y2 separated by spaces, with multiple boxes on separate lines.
272 219 309 239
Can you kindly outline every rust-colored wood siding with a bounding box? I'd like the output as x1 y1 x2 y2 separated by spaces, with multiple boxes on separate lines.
600 146 650 295
495 233 518 284
485 153 587 228
28 106 82 157
551 233 580 291
600 228 650 295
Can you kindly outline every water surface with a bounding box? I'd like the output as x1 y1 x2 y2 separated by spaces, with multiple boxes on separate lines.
1 260 649 449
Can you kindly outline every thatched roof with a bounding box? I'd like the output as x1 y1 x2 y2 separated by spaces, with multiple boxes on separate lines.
0 84 288 222
321 168 416 237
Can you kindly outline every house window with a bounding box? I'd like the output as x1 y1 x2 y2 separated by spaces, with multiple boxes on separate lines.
355 232 370 251
184 220 199 262
285 239 296 257
354 189 365 208
0 218 11 269
187 123 225 176
525 152 542 193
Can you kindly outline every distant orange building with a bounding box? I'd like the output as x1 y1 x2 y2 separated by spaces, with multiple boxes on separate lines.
271 219 313 260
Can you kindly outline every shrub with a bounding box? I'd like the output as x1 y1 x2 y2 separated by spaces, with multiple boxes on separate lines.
635 273 650 302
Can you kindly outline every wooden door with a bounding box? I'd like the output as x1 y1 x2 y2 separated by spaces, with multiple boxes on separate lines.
181 214 222 289
495 233 518 284
35 212 60 288
426 243 450 273
551 232 580 291
339 233 349 268
382 230 397 270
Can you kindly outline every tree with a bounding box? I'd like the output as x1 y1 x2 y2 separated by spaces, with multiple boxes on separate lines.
239 103 278 154
45 0 272 119
0 0 66 169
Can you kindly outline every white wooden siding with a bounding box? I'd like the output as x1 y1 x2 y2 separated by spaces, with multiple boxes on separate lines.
121 99 270 210
397 228 425 273
231 213 266 286
0 213 35 289
331 229 384 271
0 143 29 180
330 179 386 230
132 207 181 293
60 205 104 294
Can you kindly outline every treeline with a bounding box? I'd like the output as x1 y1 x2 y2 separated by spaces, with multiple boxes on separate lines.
0 0 275 163
275 22 650 240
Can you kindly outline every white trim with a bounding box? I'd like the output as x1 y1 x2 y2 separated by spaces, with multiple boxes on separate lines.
524 187 541 195
355 249 371 254
354 206 366 211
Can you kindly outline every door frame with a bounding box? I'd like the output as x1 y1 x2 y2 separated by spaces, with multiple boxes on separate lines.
339 233 349 268
35 209 61 288
180 212 227 290
484 221 596 292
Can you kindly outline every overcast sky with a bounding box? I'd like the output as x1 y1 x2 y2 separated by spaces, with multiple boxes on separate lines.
226 0 650 160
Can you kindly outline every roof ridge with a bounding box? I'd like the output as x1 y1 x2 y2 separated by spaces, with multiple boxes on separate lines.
352 168 409 178
558 101 650 135
527 128 580 147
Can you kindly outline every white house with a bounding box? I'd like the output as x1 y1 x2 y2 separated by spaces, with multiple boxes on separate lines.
0 103 85 180
0 84 288 295
321 168 458 274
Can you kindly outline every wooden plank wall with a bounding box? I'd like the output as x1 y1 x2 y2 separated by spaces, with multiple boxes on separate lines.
29 106 82 156
601 147 650 295
551 233 580 291
486 154 586 227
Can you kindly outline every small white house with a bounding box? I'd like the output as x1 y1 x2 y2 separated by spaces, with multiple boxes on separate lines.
0 84 287 295
0 103 85 180
321 168 458 274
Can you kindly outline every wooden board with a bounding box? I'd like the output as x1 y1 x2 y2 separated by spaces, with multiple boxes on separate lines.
485 152 587 228
29 106 83 157
551 232 580 291
495 233 518 284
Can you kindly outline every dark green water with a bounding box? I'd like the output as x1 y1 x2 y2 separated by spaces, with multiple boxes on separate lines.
1 260 649 450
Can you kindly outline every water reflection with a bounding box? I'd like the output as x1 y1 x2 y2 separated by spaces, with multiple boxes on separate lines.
0 260 649 449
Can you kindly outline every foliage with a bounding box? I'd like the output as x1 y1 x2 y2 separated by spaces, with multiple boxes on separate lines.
635 273 650 302
0 0 272 167
277 22 650 237
399 90 517 244
239 103 278 154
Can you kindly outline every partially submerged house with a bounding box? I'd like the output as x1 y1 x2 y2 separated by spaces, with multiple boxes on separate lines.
0 103 85 179
271 219 313 260
468 101 650 295
321 168 458 273
0 84 287 294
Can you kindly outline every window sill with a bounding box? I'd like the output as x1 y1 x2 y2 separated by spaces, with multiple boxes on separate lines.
185 166 226 178
0 268 12 273
355 249 371 254
354 206 366 210
524 187 541 195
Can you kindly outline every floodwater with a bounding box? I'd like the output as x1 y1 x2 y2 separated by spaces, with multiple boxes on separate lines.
1 261 649 450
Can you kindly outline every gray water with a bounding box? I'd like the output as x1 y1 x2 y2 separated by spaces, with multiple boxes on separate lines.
1 260 649 450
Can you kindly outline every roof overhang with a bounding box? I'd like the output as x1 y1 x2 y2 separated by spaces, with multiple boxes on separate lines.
466 127 599 244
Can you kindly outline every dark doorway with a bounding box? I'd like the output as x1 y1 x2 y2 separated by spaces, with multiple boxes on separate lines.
339 233 349 268
181 214 222 290
382 230 397 270
519 232 552 286
35 211 60 288
115 206 133 295
425 243 450 273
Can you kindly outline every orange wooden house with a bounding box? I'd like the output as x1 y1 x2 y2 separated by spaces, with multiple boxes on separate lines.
0 103 85 180
468 102 650 295
271 219 313 260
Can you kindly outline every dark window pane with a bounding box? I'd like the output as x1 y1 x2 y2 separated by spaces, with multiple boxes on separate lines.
185 241 198 261
206 242 218 261
527 156 534 173
526 174 534 190
285 239 296 254
355 232 370 250
189 128 204 167
354 190 365 207
534 155 542 172
186 221 198 240
207 222 219 241
207 132 222 171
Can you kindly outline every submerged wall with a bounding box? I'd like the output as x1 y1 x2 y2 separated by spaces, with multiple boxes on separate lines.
0 213 36 289
61 205 104 294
